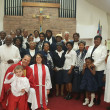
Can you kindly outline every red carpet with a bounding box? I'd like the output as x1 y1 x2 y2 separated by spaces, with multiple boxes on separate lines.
0 94 109 110
38 94 109 110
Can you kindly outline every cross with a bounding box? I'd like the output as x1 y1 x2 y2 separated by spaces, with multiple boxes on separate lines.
32 8 50 32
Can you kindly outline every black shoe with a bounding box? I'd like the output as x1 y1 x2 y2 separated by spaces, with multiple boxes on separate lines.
95 99 101 105
106 106 110 110
66 94 72 100
75 95 80 100
64 93 69 99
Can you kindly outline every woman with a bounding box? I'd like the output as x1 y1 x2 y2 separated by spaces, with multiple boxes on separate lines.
14 37 26 58
25 34 34 49
36 32 46 52
85 35 107 105
26 41 37 65
33 30 40 44
53 42 65 96
30 53 52 110
72 33 80 51
72 40 87 100
39 42 54 96
63 42 76 100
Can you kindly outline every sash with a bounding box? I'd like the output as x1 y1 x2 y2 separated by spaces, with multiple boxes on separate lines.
34 64 47 109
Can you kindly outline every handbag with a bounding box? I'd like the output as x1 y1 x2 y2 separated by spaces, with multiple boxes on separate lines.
73 66 79 74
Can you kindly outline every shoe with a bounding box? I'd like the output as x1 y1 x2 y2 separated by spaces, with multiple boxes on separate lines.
95 99 101 105
75 95 80 100
106 106 110 110
88 93 95 107
66 94 72 100
64 93 69 99
83 98 89 105
88 102 94 107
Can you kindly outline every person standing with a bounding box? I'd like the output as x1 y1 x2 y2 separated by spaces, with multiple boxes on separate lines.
30 53 52 110
85 35 107 105
0 35 21 95
63 42 76 100
104 55 110 110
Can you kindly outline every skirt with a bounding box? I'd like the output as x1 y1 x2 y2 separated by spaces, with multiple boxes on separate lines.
55 70 64 84
63 70 73 83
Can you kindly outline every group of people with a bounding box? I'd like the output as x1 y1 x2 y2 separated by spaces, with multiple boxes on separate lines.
0 28 110 110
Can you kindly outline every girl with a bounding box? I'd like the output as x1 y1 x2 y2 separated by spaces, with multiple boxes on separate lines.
80 57 98 107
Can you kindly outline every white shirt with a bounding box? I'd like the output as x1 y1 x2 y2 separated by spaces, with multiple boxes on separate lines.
34 37 40 43
29 49 35 57
63 49 76 70
46 37 52 45
55 50 64 58
73 42 79 51
4 73 30 97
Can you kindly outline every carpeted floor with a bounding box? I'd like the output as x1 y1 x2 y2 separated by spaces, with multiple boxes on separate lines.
0 94 109 110
38 94 110 110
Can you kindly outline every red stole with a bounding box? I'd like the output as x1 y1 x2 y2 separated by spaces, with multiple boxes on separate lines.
34 64 47 109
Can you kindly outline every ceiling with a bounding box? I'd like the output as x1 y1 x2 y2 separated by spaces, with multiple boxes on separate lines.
87 0 110 14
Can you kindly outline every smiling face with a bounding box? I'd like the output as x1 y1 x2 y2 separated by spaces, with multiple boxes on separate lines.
22 55 31 67
94 38 101 47
15 69 23 77
79 43 85 51
36 54 42 64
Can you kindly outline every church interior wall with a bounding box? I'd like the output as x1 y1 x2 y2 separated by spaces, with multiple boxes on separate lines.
107 14 110 40
0 0 4 31
3 7 76 38
76 0 108 45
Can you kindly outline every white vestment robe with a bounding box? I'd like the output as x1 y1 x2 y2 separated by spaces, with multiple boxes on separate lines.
30 64 52 105
4 73 30 96
0 44 21 95
104 56 110 102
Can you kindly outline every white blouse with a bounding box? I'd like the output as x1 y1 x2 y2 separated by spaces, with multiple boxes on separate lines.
63 49 76 70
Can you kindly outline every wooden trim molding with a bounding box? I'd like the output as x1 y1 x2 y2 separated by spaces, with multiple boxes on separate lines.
22 2 60 8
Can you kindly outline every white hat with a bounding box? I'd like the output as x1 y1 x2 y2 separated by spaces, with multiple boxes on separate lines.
56 33 62 38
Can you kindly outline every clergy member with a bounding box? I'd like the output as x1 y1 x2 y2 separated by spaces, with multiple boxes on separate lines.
0 35 21 95
0 55 38 110
30 53 52 110
104 55 110 110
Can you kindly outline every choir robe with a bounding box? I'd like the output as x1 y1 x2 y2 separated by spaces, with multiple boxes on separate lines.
104 56 110 102
0 44 21 95
30 64 52 109
0 61 35 109
4 73 30 110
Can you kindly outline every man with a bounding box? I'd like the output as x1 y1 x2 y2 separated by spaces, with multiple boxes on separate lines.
0 35 21 95
0 31 6 46
85 35 107 105
0 55 38 110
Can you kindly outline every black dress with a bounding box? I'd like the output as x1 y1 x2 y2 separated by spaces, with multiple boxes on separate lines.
53 50 65 84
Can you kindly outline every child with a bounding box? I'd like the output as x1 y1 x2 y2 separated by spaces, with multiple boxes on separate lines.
4 65 30 110
80 57 98 107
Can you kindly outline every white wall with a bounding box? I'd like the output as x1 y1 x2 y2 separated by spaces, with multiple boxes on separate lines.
107 14 110 39
76 0 108 45
0 0 4 31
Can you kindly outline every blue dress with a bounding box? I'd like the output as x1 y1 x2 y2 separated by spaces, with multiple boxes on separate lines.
80 68 98 92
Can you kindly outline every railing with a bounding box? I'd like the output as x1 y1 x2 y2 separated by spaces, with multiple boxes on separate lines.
22 0 60 3
4 0 23 16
